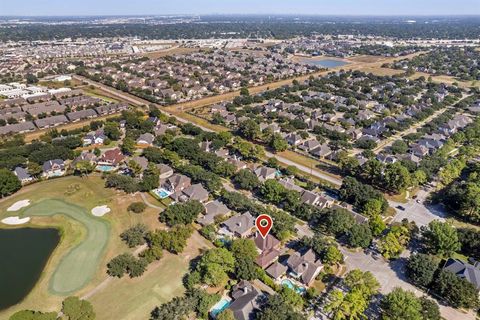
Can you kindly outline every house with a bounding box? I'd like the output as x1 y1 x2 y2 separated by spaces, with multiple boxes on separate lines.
171 183 209 203
254 166 277 182
197 200 231 226
66 109 98 122
219 212 255 238
254 233 282 269
156 164 174 179
286 249 323 286
227 280 262 320
98 148 125 168
310 143 332 158
410 144 430 158
278 177 304 193
228 158 247 172
254 233 281 252
34 115 69 129
266 262 288 280
72 151 97 166
256 248 281 269
13 167 34 184
443 258 480 290
83 131 106 146
161 173 191 193
285 133 304 146
136 133 154 146
131 156 149 172
300 190 333 209
298 139 321 152
42 159 66 178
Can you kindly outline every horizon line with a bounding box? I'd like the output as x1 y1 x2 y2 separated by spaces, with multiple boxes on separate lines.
2 13 480 18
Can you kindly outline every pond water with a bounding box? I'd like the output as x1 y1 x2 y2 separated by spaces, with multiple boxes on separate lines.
0 228 60 311
301 58 349 68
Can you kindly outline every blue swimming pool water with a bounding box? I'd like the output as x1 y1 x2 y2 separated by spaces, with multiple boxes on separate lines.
210 298 231 317
281 279 306 294
152 188 172 199
96 165 115 172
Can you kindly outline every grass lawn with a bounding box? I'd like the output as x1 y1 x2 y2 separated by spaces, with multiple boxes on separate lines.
87 231 212 320
0 176 162 318
385 190 409 204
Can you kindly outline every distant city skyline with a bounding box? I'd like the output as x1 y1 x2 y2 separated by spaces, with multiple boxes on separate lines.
2 0 480 17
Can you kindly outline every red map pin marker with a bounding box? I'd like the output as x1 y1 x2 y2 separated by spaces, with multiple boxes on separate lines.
255 214 273 239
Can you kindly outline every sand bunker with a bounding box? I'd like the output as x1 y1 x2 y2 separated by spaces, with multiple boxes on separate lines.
7 200 31 212
91 205 111 217
1 216 31 225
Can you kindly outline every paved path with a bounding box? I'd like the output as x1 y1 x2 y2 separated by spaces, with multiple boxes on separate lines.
81 244 147 300
140 192 163 210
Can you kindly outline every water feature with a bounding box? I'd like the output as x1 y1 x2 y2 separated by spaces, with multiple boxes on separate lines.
301 58 349 68
0 228 60 310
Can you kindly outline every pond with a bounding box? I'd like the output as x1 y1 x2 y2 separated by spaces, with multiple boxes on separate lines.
301 58 349 68
0 227 60 311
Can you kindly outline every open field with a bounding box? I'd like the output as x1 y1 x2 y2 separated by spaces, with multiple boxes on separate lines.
88 231 212 320
0 176 162 318
142 47 199 59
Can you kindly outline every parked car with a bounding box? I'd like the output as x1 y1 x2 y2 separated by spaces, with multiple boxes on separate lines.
396 205 406 211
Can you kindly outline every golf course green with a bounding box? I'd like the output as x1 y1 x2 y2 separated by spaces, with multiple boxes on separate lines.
19 199 110 295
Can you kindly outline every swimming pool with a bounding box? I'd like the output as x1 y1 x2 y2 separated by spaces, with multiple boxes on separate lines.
210 298 231 317
152 188 172 199
281 279 306 294
96 165 115 172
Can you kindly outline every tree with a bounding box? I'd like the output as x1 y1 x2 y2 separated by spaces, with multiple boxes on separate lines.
422 221 460 257
321 207 355 236
121 137 136 155
369 214 387 236
120 224 147 248
127 202 147 213
362 198 383 217
406 254 438 288
324 289 369 320
74 160 95 176
0 168 21 198
434 270 479 309
279 287 304 311
62 296 95 320
260 179 286 204
378 225 410 259
384 162 412 194
9 310 58 320
239 119 261 140
160 200 204 226
381 288 423 320
197 248 235 287
26 73 38 84
347 224 373 248
233 169 260 191
27 162 43 178
323 245 344 265
391 140 408 155
270 133 289 152
107 253 136 278
419 297 441 320
458 228 480 260
151 296 195 320
257 293 305 320
344 270 380 297
216 309 235 320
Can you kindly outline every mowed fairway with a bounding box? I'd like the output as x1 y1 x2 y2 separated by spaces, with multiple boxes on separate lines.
87 231 213 320
21 199 109 295
0 176 161 318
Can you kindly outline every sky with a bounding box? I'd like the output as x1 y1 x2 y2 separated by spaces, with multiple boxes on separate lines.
2 0 480 16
